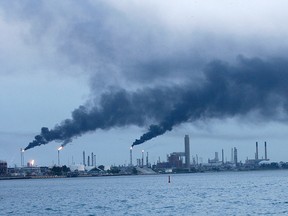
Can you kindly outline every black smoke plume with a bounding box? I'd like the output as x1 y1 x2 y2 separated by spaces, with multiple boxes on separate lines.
26 56 288 150
132 56 288 146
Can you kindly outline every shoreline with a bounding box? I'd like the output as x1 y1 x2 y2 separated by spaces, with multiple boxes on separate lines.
1 168 286 181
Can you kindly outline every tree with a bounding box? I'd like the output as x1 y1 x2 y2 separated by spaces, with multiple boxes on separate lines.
108 166 120 174
50 165 71 176
98 165 105 171
51 166 62 176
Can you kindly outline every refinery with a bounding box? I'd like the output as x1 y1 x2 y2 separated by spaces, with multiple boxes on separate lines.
1 135 288 180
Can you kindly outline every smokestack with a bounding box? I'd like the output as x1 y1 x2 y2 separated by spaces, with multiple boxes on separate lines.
146 152 149 167
91 152 94 166
255 142 259 160
130 147 133 166
221 149 224 164
20 148 24 167
141 150 144 167
265 141 267 160
57 146 63 166
94 155 96 167
58 150 60 166
83 151 86 166
184 135 190 168
234 147 238 165
88 156 90 166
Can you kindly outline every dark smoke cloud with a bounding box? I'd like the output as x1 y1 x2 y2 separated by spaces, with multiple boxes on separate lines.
3 1 288 150
25 56 288 150
25 87 180 150
132 56 288 146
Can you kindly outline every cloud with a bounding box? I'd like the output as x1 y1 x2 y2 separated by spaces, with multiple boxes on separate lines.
2 0 288 86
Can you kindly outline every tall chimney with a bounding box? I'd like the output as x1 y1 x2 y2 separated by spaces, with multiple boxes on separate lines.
265 141 267 160
130 147 133 166
221 149 224 164
88 155 90 166
91 152 94 166
20 148 24 167
146 152 149 167
184 135 190 168
83 151 86 166
234 147 238 165
141 150 144 167
57 149 60 166
255 142 259 160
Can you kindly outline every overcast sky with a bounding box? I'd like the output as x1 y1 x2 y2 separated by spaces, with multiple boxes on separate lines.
1 0 288 167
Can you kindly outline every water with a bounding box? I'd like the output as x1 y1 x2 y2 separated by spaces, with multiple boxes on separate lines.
1 170 288 215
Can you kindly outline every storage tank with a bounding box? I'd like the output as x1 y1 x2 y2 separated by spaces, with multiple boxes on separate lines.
69 164 85 172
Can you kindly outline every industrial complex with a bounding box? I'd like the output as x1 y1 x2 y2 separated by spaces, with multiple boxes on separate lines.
1 135 287 179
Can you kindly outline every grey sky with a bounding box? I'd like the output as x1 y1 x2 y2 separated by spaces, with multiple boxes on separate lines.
1 1 288 167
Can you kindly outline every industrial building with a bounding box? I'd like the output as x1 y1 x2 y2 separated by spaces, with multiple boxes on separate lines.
245 141 269 166
155 135 191 171
208 152 222 166
82 150 97 170
168 152 185 168
0 160 7 175
70 164 85 172
134 149 151 168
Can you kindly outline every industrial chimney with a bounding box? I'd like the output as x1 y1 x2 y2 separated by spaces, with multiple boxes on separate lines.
221 149 224 164
91 152 94 166
141 150 144 167
129 147 133 166
234 147 238 165
255 142 259 160
264 141 267 160
83 151 86 166
184 135 190 168
20 148 24 167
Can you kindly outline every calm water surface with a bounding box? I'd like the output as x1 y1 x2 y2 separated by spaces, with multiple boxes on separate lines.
1 170 288 215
